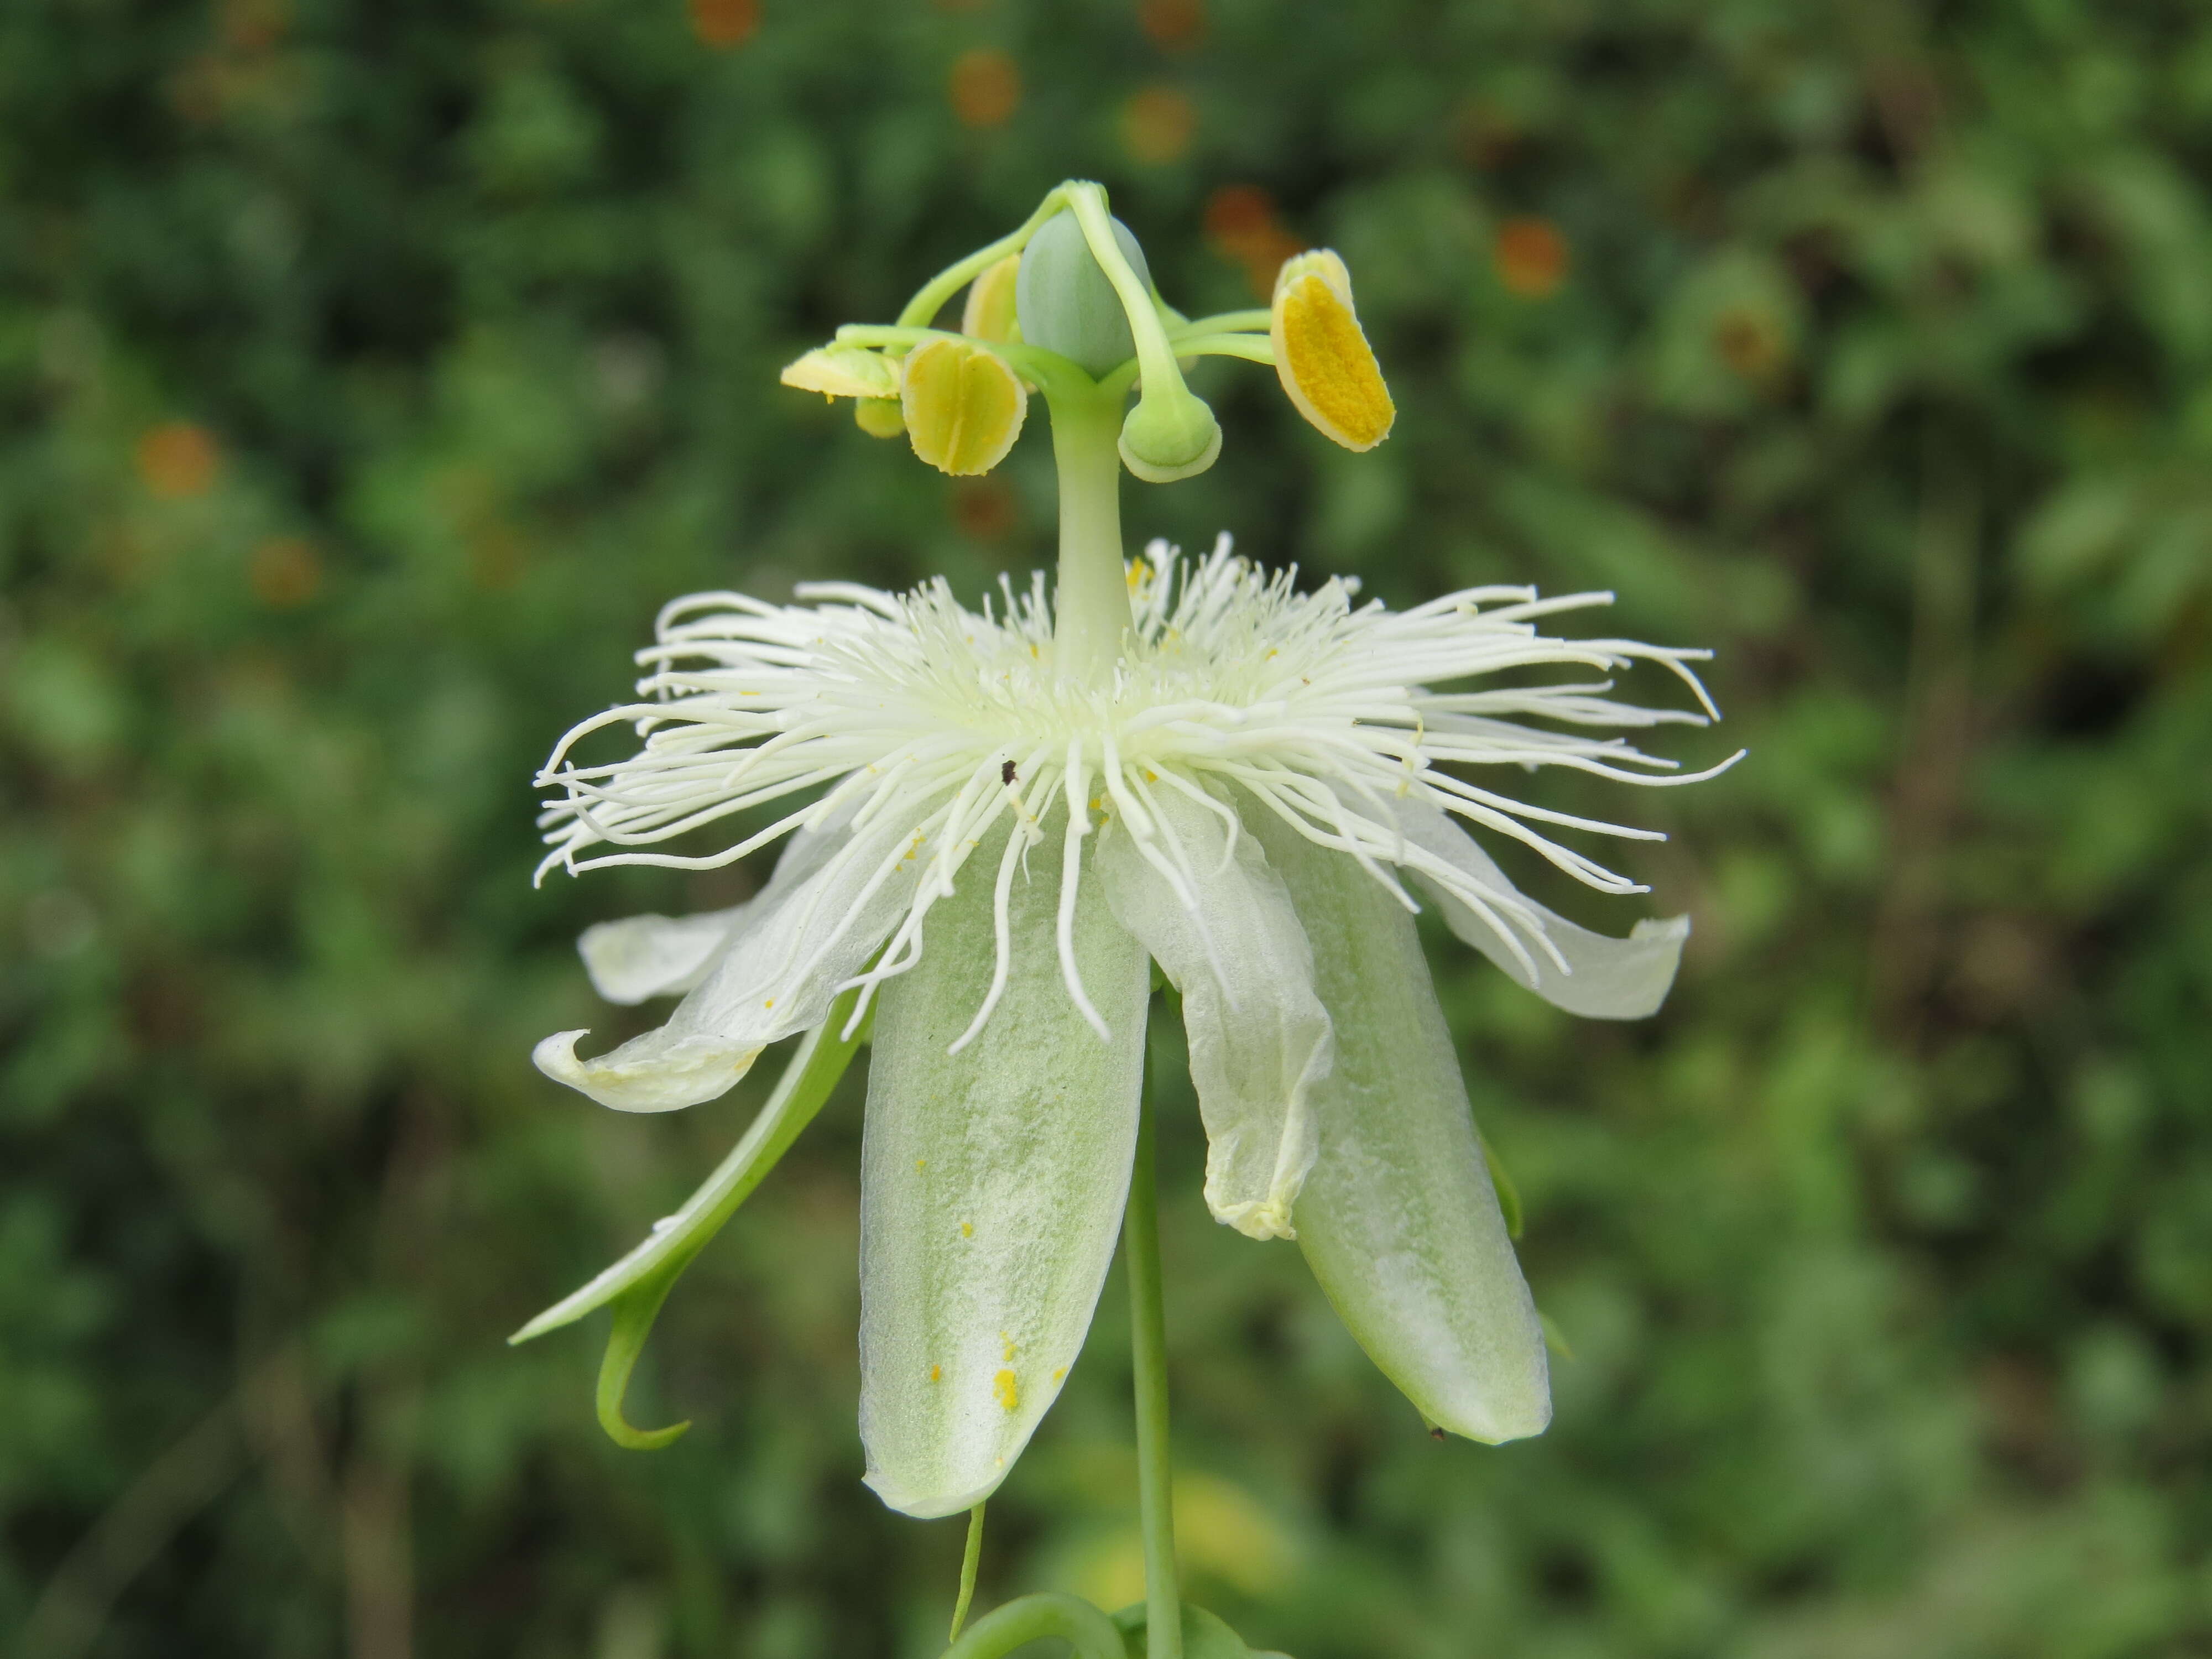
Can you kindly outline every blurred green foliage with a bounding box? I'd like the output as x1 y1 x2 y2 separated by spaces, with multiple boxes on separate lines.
5 0 2211 1655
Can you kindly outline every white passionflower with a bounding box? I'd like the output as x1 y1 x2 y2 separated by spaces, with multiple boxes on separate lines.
530 536 1733 1516
517 195 1737 1659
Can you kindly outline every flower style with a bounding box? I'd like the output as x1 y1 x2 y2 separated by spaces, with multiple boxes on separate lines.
515 182 1736 1548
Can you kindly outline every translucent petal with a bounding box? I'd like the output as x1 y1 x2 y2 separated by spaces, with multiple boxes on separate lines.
858 823 1149 1517
578 905 745 1006
1245 804 1550 1443
1390 795 1689 1019
576 817 855 1006
1094 787 1328 1240
535 813 926 1113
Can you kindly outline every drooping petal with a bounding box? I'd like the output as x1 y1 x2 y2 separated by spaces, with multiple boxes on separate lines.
1094 784 1329 1241
858 821 1150 1518
1389 795 1689 1019
1244 802 1550 1443
535 812 927 1113
576 816 857 1006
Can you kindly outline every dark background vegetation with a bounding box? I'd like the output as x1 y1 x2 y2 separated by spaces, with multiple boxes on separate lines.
6 0 2211 1655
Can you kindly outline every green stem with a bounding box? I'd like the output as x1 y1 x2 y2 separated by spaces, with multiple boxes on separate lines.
948 1504 985 1641
1171 335 1276 366
895 188 1071 329
1172 309 1271 337
1046 381 1134 681
1124 1070 1182 1659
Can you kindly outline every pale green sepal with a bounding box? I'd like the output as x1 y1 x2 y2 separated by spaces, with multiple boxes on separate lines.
1243 807 1551 1444
858 823 1149 1519
511 989 869 1349
1390 795 1689 1019
1093 788 1328 1240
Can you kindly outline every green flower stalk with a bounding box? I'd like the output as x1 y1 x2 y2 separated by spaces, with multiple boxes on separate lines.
515 181 1738 1656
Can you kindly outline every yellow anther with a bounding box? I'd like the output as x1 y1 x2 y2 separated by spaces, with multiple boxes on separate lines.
900 338 1029 476
993 1369 1020 1411
780 343 901 400
962 253 1021 343
1270 249 1395 451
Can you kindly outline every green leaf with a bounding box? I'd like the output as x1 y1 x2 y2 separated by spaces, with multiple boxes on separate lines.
1111 1601 1254 1659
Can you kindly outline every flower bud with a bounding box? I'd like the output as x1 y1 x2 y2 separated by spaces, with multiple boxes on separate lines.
961 253 1021 343
1015 211 1153 377
899 338 1028 475
780 343 902 401
1270 249 1395 451
1118 390 1221 483
853 397 907 439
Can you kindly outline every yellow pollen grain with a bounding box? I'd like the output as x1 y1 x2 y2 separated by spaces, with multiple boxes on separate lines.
961 1221 974 1237
993 1369 1019 1412
915 1158 927 1171
930 1364 942 1382
1002 1335 1018 1361
763 998 774 1009
1281 274 1395 449
1051 1366 1066 1383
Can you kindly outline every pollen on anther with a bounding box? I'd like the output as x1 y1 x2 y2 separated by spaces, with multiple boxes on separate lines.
993 1369 1019 1411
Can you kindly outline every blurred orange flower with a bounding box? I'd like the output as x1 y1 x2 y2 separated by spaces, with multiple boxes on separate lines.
1204 185 1304 297
1494 217 1568 298
688 0 758 48
1121 87 1196 165
950 49 1021 127
249 536 321 608
135 422 220 499
1138 0 1205 50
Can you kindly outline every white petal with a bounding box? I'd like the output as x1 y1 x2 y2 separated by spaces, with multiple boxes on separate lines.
1094 785 1329 1241
578 906 746 1005
858 822 1149 1518
576 816 857 1005
1246 805 1550 1443
1390 795 1689 1020
536 812 928 1113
